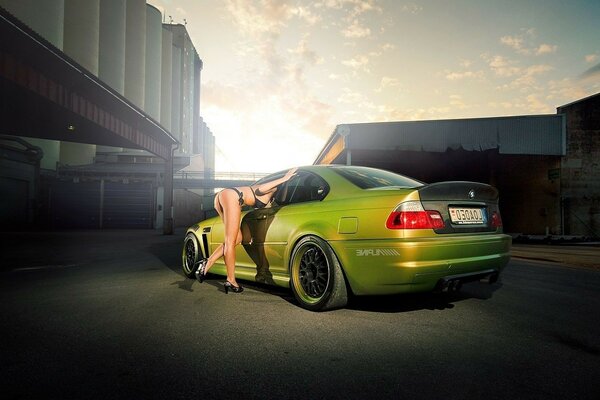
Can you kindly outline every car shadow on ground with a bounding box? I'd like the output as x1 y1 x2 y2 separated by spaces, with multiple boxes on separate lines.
346 282 502 313
147 234 186 275
152 235 504 313
215 278 503 313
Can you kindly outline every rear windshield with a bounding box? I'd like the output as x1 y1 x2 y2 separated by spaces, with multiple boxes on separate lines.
331 166 423 189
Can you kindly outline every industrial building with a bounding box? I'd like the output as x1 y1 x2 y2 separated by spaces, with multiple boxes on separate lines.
315 93 600 238
0 0 215 231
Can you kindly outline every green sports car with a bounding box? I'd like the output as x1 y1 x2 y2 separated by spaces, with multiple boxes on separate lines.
182 165 511 311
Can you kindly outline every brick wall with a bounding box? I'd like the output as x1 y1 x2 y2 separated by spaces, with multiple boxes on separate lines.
557 93 600 237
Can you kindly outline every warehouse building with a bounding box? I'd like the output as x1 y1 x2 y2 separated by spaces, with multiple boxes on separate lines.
0 1 215 230
314 92 600 238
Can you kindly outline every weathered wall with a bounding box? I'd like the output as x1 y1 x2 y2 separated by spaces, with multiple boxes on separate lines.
558 94 600 238
173 189 209 228
493 154 561 235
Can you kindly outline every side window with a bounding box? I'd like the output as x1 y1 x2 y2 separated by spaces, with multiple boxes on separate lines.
275 172 329 206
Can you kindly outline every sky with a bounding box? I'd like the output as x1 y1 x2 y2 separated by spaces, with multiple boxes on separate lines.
147 0 600 173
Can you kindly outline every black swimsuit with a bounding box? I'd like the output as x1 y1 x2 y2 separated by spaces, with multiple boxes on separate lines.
226 187 245 206
224 187 270 209
252 189 269 209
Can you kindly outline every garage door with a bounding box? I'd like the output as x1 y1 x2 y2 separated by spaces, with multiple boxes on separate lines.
49 181 154 229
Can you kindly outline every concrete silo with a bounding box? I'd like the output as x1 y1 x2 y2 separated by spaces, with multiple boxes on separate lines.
0 0 64 170
160 26 173 132
124 0 146 111
97 0 126 153
99 0 126 94
61 0 100 166
170 41 182 144
144 4 162 122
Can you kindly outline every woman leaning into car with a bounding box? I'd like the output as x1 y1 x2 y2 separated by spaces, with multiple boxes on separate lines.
195 167 298 293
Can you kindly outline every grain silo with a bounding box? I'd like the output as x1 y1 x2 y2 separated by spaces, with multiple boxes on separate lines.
160 26 173 131
124 0 146 111
144 4 162 122
99 0 126 94
97 0 126 154
61 0 100 166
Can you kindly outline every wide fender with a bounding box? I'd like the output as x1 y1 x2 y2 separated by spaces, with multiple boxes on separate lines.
283 219 340 273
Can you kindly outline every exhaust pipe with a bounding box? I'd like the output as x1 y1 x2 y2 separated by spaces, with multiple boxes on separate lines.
480 272 499 284
438 279 462 293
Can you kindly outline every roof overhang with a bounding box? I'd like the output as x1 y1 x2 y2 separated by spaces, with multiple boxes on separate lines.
0 7 178 160
315 114 566 165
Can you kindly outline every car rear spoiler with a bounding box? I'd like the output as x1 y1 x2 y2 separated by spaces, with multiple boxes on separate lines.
418 181 499 203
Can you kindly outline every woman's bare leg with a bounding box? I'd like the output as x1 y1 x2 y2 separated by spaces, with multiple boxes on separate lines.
205 190 243 286
203 192 225 272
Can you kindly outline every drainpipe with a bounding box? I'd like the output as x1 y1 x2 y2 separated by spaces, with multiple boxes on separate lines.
163 143 179 235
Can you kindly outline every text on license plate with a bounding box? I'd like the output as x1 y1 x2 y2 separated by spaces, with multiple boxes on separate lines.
449 207 486 225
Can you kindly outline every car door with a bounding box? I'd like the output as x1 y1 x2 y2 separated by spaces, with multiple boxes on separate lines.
235 171 288 283
259 171 330 278
239 207 277 283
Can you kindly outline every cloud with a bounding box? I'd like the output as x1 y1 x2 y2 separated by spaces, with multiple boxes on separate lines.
226 0 287 37
381 43 396 52
445 70 484 81
585 54 599 63
580 63 600 80
341 19 371 38
288 6 321 25
500 29 557 57
459 59 472 68
315 0 382 18
535 44 557 55
376 105 451 122
496 64 553 90
313 0 381 39
375 76 402 92
199 0 341 171
525 94 552 113
401 3 423 14
547 78 598 102
500 35 527 54
341 55 370 72
287 38 324 65
337 88 367 104
481 52 553 90
483 54 520 77
449 95 470 110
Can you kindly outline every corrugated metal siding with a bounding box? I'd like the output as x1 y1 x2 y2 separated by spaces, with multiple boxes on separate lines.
48 180 154 229
343 115 565 156
103 182 153 228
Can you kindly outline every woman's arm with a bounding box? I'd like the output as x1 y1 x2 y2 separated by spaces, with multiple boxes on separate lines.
254 167 298 196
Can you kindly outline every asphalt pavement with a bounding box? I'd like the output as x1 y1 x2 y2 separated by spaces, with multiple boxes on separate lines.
1 230 599 400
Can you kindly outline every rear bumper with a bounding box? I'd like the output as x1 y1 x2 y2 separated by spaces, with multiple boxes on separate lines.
328 234 511 295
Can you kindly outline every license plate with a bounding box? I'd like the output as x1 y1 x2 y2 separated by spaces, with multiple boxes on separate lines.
449 207 486 225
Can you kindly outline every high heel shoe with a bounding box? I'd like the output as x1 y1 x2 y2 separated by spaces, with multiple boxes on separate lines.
194 259 207 283
224 281 244 294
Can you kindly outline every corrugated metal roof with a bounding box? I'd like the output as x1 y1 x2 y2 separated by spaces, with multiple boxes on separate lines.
335 114 565 156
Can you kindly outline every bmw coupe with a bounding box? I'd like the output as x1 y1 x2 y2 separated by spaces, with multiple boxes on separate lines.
182 165 511 311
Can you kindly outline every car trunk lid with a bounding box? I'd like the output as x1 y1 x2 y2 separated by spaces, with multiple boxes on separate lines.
417 181 502 234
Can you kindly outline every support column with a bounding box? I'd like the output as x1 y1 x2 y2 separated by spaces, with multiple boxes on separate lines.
163 145 175 235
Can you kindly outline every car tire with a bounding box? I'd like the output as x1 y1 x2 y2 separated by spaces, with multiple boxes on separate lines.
289 235 348 311
182 233 201 278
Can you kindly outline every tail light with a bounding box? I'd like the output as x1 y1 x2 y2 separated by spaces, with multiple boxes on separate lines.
386 201 445 230
491 211 503 228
